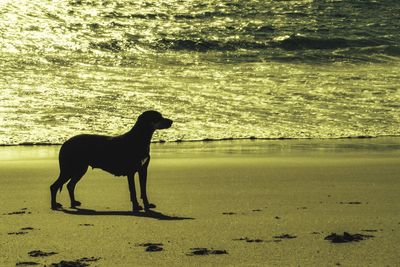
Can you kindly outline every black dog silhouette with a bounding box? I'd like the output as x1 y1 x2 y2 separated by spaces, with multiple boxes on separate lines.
50 111 173 212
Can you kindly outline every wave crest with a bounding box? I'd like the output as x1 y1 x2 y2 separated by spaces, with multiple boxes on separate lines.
274 35 387 50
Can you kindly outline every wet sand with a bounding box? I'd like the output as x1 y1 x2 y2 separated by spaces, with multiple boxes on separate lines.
1 139 399 266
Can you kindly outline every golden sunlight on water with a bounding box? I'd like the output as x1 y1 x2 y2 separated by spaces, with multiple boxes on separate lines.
0 0 399 144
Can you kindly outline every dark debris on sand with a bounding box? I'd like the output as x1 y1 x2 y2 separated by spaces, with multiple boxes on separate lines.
222 212 236 215
324 232 374 243
78 224 94 227
9 227 36 235
233 237 264 243
8 231 28 235
187 248 228 256
16 262 40 266
339 201 362 205
273 234 297 239
7 208 31 215
137 243 163 252
5 210 31 215
361 229 379 232
145 245 163 252
49 257 100 267
28 250 58 257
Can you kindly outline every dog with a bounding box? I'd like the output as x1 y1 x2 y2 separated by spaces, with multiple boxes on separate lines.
50 110 173 212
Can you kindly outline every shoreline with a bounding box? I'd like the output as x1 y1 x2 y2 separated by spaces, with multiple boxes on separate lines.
1 134 400 147
1 137 400 162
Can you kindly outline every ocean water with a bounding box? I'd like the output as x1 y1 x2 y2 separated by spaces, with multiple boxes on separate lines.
1 0 399 145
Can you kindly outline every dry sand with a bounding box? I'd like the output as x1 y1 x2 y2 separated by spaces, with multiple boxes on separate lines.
1 139 399 266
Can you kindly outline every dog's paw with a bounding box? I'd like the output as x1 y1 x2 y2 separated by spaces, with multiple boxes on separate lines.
132 204 143 213
144 203 156 210
70 200 81 208
51 202 63 210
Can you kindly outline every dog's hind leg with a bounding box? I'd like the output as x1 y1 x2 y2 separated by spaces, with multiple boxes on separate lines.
50 173 70 210
67 166 88 208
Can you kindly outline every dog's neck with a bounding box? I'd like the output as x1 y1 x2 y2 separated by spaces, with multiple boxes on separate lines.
124 123 155 145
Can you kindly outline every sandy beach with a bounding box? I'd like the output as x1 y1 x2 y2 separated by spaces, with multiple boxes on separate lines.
1 138 399 266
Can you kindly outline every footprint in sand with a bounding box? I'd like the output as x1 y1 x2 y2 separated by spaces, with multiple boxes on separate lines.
222 212 236 215
233 237 264 243
5 210 31 215
8 227 36 235
252 209 262 212
16 262 40 266
21 227 35 231
273 234 297 240
187 248 228 256
8 231 28 235
311 231 322 235
28 250 58 257
338 201 362 205
9 208 31 215
137 243 164 252
324 232 374 243
49 257 101 267
361 229 379 233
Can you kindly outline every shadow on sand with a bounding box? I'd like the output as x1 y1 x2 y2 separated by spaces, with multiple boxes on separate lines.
61 208 194 221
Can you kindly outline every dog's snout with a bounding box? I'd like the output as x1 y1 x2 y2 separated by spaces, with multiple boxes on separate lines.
165 118 173 126
161 118 173 129
153 117 173 129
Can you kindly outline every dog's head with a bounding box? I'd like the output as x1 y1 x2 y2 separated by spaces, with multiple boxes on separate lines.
137 110 173 130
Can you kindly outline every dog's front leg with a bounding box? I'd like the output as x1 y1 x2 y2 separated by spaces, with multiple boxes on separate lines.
127 174 142 212
139 158 156 210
